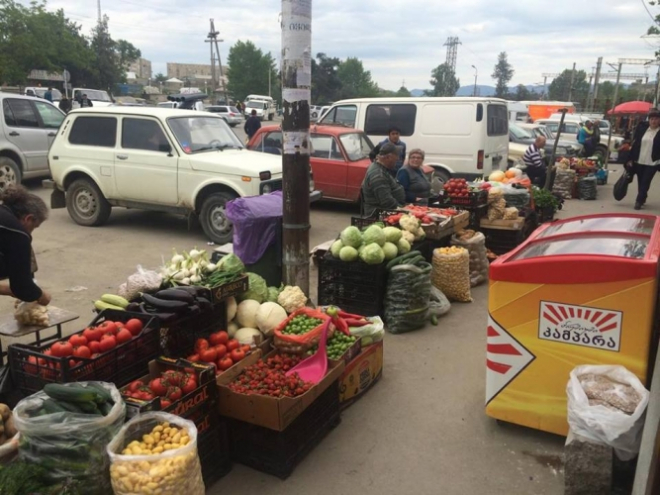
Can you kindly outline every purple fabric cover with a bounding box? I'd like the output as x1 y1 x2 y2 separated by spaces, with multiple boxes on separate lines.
225 191 282 264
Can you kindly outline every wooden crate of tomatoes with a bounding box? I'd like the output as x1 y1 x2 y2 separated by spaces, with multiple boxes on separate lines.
441 178 488 207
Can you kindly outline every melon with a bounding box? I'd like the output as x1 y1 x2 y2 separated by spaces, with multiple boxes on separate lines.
489 171 506 182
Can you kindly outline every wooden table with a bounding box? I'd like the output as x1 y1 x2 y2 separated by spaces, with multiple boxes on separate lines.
0 306 79 366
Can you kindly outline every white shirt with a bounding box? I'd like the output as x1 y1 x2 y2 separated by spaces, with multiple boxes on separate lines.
638 127 660 166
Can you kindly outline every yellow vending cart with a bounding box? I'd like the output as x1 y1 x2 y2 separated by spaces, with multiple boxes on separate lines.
486 213 660 436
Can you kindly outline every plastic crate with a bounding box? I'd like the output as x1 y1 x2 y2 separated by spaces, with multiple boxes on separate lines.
351 209 405 230
467 204 488 229
317 252 388 317
227 380 341 479
159 303 227 357
199 420 232 486
481 211 538 255
9 310 160 395
442 190 488 208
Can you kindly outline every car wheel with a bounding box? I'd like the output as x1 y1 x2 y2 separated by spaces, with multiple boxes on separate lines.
594 146 608 163
0 156 21 191
66 178 111 226
200 192 237 244
432 168 451 185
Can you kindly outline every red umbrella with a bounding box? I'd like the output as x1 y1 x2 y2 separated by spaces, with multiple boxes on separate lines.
607 101 652 115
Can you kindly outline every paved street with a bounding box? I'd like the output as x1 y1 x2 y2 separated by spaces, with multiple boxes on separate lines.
3 164 652 494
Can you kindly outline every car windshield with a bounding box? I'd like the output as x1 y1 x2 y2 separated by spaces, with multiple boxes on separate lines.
34 88 62 100
339 132 373 161
246 101 265 109
510 123 533 139
81 90 111 102
167 116 244 154
229 106 240 113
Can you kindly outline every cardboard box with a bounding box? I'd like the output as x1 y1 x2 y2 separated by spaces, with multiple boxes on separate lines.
216 350 345 431
120 357 216 420
209 274 249 303
339 340 383 410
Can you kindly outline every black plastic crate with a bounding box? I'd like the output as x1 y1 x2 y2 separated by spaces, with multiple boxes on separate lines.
9 310 160 395
442 189 488 208
198 414 232 486
318 252 388 317
481 211 538 255
227 381 341 479
351 209 404 231
159 303 227 357
467 204 488 229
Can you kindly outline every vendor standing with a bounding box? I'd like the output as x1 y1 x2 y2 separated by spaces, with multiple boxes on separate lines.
396 148 432 203
361 142 406 217
0 185 51 305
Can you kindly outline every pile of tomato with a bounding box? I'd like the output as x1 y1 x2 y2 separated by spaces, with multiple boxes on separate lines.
24 318 145 375
443 178 472 198
186 331 251 375
227 354 312 398
124 369 198 408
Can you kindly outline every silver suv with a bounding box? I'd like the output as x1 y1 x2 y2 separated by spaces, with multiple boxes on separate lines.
1 92 65 188
204 105 243 127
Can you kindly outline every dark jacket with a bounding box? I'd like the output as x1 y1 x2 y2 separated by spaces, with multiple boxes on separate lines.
0 205 42 302
59 98 72 113
369 138 407 171
396 165 431 203
79 98 93 108
630 122 660 164
361 161 406 217
244 116 261 139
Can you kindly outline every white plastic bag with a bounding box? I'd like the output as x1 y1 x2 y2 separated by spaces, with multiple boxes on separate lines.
567 365 650 460
118 265 163 300
427 286 451 317
107 412 204 495
348 316 385 345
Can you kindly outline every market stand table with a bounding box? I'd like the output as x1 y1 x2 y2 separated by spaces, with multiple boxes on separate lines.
0 306 78 366
486 213 660 436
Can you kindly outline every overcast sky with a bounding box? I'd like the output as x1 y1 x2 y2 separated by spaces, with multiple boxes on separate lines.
35 0 660 91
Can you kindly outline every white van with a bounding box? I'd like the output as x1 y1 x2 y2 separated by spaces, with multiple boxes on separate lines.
318 97 509 181
244 94 276 121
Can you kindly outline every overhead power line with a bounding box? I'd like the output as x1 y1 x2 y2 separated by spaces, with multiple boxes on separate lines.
640 0 658 24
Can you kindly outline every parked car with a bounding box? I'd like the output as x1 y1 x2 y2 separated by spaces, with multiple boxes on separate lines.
1 91 66 188
509 122 576 158
244 95 276 121
204 105 243 127
537 115 623 161
157 101 178 109
24 87 63 103
247 124 434 202
46 107 321 244
318 97 509 183
71 88 114 109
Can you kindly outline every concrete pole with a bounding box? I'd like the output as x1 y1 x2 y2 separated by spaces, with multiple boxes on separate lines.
593 57 603 112
654 64 660 108
605 62 622 165
281 0 312 295
568 62 576 102
546 109 567 190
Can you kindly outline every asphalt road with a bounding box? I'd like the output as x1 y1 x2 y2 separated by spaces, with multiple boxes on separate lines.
3 163 654 494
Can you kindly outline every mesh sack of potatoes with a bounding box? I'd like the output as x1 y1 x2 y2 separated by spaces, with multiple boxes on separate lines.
107 412 204 495
431 246 472 302
487 198 506 221
552 169 576 200
451 230 489 287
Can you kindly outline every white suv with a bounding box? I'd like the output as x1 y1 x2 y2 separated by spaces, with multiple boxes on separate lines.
46 107 321 243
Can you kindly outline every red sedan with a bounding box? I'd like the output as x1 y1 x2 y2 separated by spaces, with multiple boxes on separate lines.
247 124 432 202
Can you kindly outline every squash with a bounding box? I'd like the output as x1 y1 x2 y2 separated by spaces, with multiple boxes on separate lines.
489 170 506 182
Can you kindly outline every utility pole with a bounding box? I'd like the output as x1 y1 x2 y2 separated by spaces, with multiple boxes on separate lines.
593 57 603 112
586 69 594 111
546 108 568 191
205 20 218 93
568 62 576 102
281 0 312 294
605 62 622 164
210 21 228 104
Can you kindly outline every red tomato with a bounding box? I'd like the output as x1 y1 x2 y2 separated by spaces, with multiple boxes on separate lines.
128 380 144 392
149 378 169 397
98 321 117 335
98 335 117 353
241 345 251 353
89 341 101 354
214 344 227 358
209 331 229 346
24 355 38 374
187 354 200 362
115 328 133 345
51 341 73 358
73 345 91 359
194 338 210 353
227 339 240 352
68 334 87 347
82 327 103 342
230 348 246 362
124 318 144 336
218 357 234 371
167 386 182 401
181 376 197 395
161 398 172 409
199 348 218 363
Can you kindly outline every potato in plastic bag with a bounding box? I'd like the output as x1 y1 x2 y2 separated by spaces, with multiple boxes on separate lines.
431 247 472 302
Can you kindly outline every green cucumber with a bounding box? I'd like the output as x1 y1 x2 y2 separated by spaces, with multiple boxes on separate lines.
86 383 113 404
386 250 422 270
98 401 113 416
40 398 68 414
44 383 99 403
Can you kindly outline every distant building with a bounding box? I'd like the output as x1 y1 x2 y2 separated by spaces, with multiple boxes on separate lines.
128 58 152 80
166 62 227 90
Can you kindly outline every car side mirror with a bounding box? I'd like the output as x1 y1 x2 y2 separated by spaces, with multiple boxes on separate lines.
159 143 172 154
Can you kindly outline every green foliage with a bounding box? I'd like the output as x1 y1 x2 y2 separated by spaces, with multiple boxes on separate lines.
512 84 532 101
426 63 459 97
226 40 277 103
492 52 514 98
548 68 590 102
153 72 167 83
337 57 379 99
395 86 411 97
311 53 341 103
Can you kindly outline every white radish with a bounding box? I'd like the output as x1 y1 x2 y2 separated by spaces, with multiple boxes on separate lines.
181 277 191 285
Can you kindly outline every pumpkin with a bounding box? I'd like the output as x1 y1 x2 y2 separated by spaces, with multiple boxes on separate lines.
505 169 517 179
489 171 506 182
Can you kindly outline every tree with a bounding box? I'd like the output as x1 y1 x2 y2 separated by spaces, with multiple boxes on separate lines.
548 69 590 102
336 57 379 99
513 84 531 101
90 16 125 89
645 1 660 58
225 40 275 103
426 63 459 97
492 52 514 98
395 86 411 97
116 39 141 70
153 72 167 83
311 53 341 104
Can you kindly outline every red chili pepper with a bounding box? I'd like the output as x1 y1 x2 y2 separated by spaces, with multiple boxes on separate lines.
332 316 351 335
338 310 366 320
344 318 370 327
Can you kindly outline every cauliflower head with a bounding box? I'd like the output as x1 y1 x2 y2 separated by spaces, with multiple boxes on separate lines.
399 214 420 233
401 230 415 243
277 285 307 313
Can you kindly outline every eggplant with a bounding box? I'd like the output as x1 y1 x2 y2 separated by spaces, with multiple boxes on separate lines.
141 293 189 312
154 288 195 304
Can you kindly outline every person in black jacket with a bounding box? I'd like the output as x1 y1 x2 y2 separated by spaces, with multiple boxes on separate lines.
627 109 660 210
0 185 51 304
243 109 261 141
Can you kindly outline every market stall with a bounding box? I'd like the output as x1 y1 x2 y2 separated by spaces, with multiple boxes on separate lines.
486 213 660 436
